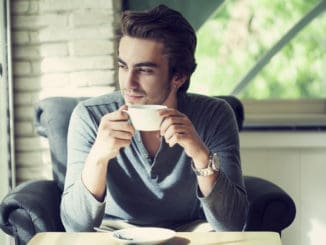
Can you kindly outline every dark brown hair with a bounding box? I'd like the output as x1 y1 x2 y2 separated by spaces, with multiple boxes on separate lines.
118 4 197 93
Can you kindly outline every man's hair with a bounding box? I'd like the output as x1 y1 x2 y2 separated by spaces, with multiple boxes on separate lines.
118 4 197 93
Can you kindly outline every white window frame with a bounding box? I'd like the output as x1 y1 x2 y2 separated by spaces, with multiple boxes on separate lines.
0 1 13 244
243 99 326 129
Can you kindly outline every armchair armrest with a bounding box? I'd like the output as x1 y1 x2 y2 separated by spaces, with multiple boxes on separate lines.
244 176 296 233
0 180 64 245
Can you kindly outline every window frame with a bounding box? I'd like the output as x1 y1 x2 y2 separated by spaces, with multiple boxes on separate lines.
242 99 326 130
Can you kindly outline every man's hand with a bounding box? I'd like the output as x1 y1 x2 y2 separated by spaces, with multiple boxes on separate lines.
88 105 135 165
159 109 209 167
160 108 218 196
82 105 134 201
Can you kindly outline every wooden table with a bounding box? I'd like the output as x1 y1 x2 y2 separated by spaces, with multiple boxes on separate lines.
28 231 282 245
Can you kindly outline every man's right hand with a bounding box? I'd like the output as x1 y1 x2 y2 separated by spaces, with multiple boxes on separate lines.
88 105 135 165
81 105 134 201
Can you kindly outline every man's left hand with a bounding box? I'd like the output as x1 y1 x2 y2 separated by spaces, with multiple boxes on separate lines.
159 108 209 165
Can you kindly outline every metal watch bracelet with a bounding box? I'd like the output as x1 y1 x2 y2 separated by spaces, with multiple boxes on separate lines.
191 152 220 176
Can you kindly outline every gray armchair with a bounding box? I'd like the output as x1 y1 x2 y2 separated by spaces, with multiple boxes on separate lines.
0 96 296 245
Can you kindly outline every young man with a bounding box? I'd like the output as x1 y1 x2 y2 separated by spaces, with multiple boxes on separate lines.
61 5 248 232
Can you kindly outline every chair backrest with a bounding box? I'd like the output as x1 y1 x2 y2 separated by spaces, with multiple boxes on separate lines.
215 95 244 131
34 95 244 191
35 97 88 190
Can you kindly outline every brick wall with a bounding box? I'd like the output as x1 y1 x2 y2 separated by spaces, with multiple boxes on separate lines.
11 0 121 183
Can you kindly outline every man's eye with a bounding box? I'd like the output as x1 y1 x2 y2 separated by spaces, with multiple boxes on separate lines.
138 68 153 73
118 63 127 70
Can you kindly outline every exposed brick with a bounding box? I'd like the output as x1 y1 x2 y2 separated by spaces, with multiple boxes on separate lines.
12 0 120 184
15 121 35 137
11 1 30 14
36 25 114 43
16 152 43 166
38 86 114 99
40 43 68 57
11 1 39 15
69 40 114 56
70 10 113 27
41 56 114 73
12 14 68 30
29 1 39 14
14 91 39 105
31 60 42 75
15 136 44 151
12 31 30 44
70 70 115 87
16 165 53 182
39 0 113 12
15 43 68 59
13 61 32 76
74 86 115 97
15 105 35 121
40 73 70 88
29 31 39 43
13 45 40 59
37 88 76 99
14 77 41 91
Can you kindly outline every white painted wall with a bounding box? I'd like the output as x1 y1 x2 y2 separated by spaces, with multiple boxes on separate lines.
11 0 121 184
240 132 326 245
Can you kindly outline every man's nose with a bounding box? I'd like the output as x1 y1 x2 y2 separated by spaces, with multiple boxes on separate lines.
124 69 138 88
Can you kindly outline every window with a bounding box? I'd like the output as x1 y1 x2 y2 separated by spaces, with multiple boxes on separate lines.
190 0 326 129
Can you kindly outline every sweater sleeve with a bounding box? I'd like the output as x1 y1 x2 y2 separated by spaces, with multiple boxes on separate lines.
60 103 106 231
198 171 248 230
197 99 248 231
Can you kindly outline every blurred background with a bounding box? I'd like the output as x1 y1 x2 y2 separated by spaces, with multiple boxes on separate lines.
1 1 325 245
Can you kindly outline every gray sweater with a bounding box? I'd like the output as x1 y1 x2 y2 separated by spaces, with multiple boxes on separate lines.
60 92 248 231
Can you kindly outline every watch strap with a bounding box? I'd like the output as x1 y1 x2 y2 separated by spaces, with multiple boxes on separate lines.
191 152 219 176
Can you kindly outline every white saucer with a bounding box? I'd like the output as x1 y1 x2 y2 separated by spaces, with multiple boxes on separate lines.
112 227 175 244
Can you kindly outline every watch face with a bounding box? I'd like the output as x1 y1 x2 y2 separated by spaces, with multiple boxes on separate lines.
212 153 220 171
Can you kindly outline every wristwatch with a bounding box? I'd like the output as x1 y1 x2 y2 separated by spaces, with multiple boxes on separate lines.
191 152 220 176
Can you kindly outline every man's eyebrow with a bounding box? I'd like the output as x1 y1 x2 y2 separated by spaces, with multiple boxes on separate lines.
118 58 158 68
134 62 158 68
118 58 127 65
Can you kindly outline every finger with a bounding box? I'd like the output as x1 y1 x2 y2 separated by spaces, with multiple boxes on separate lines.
99 119 134 136
166 132 187 147
103 107 129 121
107 120 135 133
163 124 186 142
160 116 187 136
119 105 128 111
106 129 134 140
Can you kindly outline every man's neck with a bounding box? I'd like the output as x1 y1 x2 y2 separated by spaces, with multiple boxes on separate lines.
140 131 162 158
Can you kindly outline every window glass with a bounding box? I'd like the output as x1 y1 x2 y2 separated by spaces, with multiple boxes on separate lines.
190 0 326 99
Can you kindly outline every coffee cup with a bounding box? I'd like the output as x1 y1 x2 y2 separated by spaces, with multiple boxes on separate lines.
124 104 167 131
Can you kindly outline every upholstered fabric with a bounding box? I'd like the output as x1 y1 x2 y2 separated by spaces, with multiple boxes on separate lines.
34 97 88 191
244 176 296 231
0 95 296 245
0 180 64 245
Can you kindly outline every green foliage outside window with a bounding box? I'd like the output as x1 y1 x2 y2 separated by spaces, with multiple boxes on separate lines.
190 0 326 99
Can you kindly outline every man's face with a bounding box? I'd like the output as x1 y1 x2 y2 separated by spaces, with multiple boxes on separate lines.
118 36 175 105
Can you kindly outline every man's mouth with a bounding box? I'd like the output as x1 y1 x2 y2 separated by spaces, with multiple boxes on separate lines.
121 89 146 103
126 94 144 100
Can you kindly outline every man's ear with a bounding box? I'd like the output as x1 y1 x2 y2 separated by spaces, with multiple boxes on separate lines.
172 73 187 89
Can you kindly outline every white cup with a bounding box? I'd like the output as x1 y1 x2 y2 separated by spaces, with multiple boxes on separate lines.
124 104 167 131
